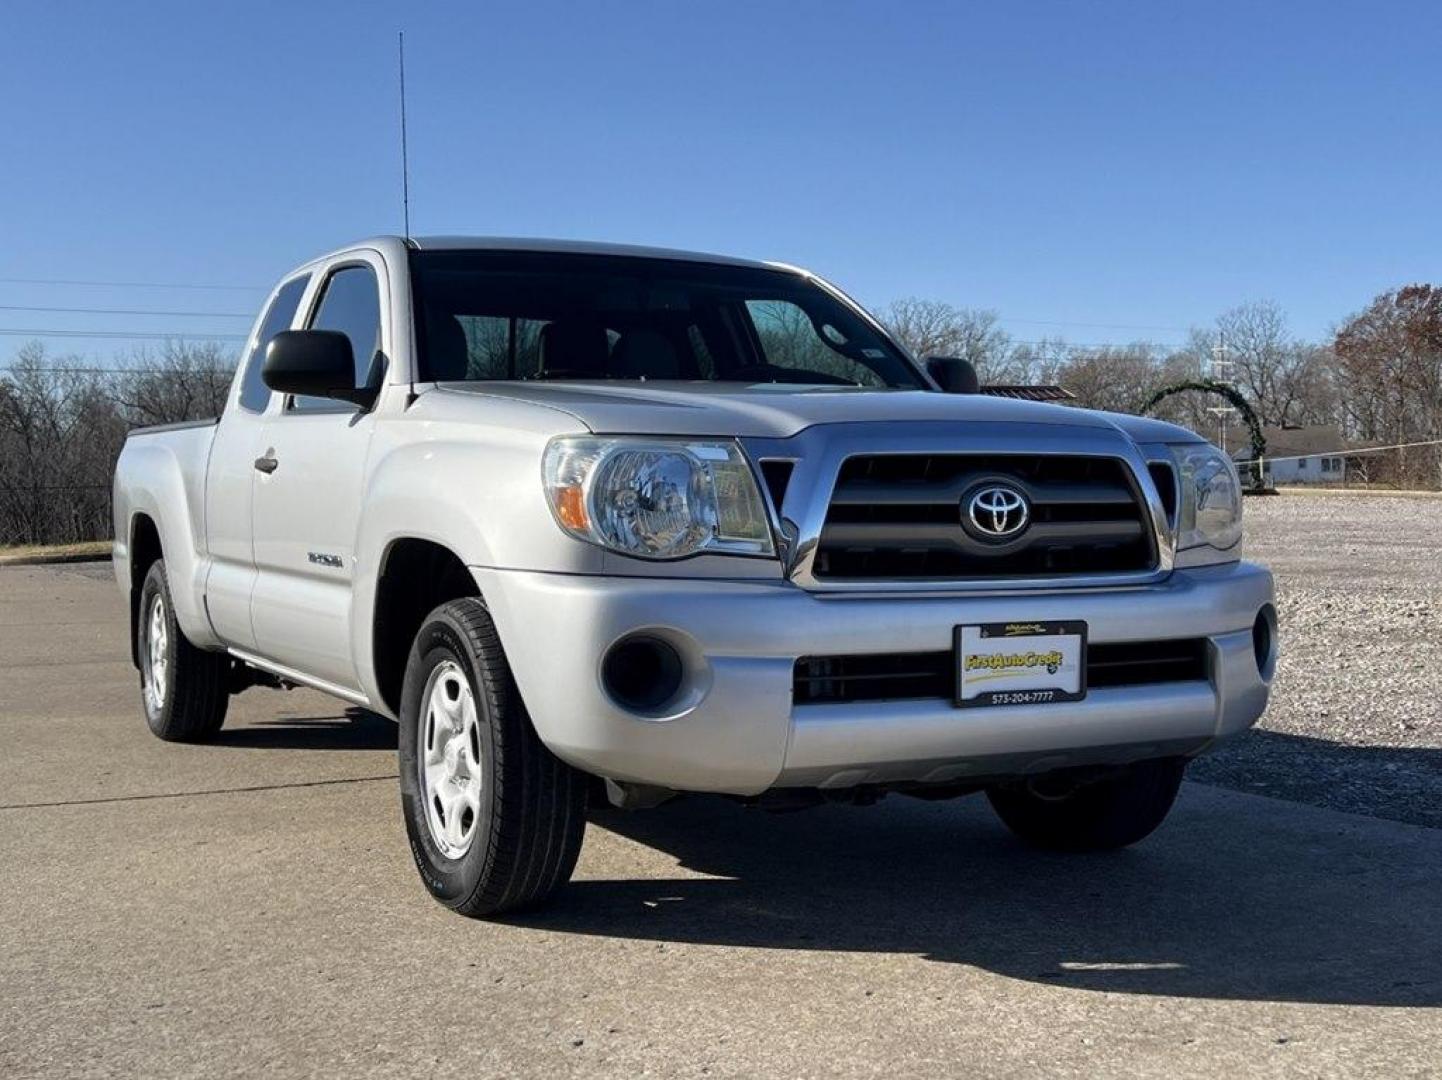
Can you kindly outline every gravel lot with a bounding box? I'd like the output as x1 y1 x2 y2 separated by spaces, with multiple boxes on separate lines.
1189 491 1442 828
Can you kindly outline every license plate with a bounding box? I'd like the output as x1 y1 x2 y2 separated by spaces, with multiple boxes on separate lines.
955 621 1087 708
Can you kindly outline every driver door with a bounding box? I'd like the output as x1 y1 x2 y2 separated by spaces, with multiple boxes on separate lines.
248 252 388 692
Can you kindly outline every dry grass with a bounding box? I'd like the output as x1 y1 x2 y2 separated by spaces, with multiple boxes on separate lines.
0 541 111 564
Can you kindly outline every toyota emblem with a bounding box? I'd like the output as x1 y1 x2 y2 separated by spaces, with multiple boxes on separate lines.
966 485 1030 539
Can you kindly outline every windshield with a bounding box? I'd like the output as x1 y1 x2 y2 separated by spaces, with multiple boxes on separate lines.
409 250 924 389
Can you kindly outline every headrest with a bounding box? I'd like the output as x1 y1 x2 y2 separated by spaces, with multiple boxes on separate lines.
426 315 472 381
538 320 610 377
610 329 685 380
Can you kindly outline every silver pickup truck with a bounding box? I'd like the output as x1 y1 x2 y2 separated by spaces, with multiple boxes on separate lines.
112 236 1276 917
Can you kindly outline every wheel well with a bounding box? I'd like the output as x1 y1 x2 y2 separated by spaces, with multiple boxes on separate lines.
373 539 479 716
129 514 163 668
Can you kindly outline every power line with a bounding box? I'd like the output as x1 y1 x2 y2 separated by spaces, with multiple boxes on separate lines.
0 304 252 318
0 328 247 342
1235 438 1442 466
1008 339 1190 352
0 275 263 291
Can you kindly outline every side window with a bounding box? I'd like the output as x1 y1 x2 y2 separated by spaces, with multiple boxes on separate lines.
236 275 310 413
291 264 383 411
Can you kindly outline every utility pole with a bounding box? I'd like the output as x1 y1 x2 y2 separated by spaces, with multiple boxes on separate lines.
1207 406 1235 453
1207 334 1237 455
1209 334 1234 384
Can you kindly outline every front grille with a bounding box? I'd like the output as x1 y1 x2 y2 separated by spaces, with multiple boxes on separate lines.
793 638 1209 705
813 454 1155 580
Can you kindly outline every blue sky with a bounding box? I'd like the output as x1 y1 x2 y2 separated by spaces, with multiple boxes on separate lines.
2 0 1439 362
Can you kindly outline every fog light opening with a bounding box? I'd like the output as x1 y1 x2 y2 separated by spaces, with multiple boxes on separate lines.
1252 604 1278 681
602 635 685 713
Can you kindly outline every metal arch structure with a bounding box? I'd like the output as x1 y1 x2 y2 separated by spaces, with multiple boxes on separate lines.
1141 379 1268 490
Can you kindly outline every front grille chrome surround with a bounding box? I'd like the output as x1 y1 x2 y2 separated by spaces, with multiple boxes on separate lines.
741 422 1176 593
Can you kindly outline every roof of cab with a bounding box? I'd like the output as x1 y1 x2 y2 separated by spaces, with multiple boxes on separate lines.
290 235 809 290
404 235 778 270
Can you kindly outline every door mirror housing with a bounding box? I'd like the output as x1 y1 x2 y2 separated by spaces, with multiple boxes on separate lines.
926 356 980 395
262 330 378 409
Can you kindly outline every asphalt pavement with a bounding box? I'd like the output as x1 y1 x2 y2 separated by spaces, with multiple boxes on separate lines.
1 562 1438 1079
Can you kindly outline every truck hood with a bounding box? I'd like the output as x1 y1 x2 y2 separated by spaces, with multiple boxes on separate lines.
436 381 1202 445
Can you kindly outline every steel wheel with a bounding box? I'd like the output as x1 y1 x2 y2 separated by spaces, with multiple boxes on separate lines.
144 590 169 712
419 659 484 859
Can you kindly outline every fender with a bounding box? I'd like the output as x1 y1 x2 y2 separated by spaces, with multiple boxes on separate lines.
112 425 224 651
347 420 605 709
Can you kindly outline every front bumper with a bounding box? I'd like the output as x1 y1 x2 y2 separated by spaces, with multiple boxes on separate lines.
473 562 1276 796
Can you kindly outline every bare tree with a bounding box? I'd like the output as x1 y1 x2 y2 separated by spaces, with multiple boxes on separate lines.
1178 302 1334 427
1048 344 1173 414
1333 284 1442 487
112 340 236 427
0 340 237 547
880 299 1027 382
0 345 127 545
1008 336 1071 385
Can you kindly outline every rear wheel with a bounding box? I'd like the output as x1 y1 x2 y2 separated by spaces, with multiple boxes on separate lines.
398 597 587 917
986 757 1187 851
136 560 228 742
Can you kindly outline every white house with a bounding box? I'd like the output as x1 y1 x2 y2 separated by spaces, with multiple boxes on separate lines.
1233 424 1346 486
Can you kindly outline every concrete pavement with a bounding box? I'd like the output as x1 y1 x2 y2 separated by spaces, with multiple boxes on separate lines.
1 563 1439 1078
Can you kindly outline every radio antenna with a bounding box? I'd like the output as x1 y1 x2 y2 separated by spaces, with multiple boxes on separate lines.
399 31 418 407
398 30 411 240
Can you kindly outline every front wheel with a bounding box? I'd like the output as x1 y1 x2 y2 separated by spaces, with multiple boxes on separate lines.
986 757 1187 851
398 598 587 917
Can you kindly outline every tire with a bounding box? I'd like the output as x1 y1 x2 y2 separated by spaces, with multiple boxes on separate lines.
986 757 1187 852
398 597 587 917
136 559 228 742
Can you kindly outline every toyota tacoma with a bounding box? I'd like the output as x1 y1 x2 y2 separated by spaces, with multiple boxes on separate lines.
112 237 1277 916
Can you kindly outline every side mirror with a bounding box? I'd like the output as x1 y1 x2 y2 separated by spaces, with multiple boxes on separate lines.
262 330 377 409
926 356 980 395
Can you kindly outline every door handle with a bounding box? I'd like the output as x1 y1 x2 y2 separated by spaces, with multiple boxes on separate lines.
253 453 279 475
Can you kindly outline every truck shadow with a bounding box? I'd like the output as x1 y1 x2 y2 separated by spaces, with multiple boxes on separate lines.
523 782 1441 1008
212 707 397 751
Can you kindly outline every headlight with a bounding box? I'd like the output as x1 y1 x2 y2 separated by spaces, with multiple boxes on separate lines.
1171 444 1243 555
542 437 775 560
